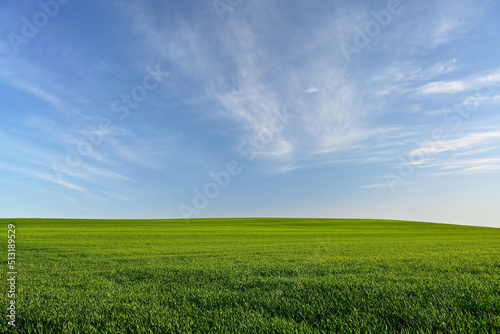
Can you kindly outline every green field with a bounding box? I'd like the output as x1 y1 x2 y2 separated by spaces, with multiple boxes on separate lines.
1 218 500 333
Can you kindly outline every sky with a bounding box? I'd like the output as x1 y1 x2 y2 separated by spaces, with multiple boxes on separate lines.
1 0 499 227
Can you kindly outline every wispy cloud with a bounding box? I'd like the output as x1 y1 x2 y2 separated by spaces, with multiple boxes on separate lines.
0 126 136 195
399 130 500 176
416 70 500 95
461 95 500 105
391 0 489 51
0 57 83 119
430 158 500 175
418 80 469 95
122 2 373 169
409 131 500 156
0 162 88 192
362 181 421 189
372 59 459 84
369 59 461 99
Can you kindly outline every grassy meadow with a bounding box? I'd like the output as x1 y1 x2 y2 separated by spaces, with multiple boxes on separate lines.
1 218 500 333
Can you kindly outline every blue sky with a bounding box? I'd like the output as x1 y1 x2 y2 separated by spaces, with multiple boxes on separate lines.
1 0 500 227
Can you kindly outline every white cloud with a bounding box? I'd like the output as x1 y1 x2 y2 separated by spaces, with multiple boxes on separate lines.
0 57 84 119
461 95 500 105
409 131 500 156
0 162 88 192
370 59 461 98
425 108 450 116
305 87 319 94
402 130 500 176
431 158 500 176
11 80 64 109
362 181 421 189
373 59 459 84
123 2 373 170
115 1 500 179
254 138 294 159
418 80 469 94
417 70 500 95
395 0 488 50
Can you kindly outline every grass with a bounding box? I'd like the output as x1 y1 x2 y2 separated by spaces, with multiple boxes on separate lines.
1 218 500 333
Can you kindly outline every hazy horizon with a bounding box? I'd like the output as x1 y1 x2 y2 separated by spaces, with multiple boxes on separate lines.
1 0 499 227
